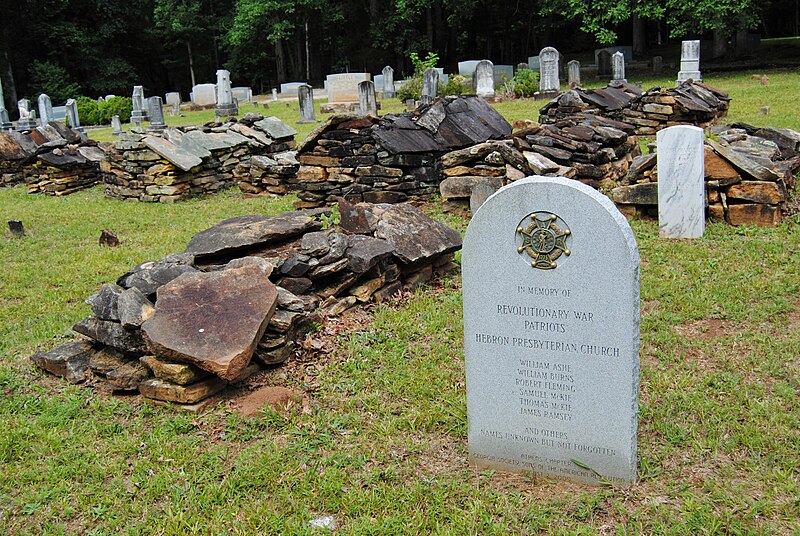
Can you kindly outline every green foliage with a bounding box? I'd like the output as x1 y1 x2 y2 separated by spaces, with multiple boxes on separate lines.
318 203 341 230
27 61 81 104
510 68 540 98
444 74 466 96
74 96 133 126
409 51 439 75
396 76 423 102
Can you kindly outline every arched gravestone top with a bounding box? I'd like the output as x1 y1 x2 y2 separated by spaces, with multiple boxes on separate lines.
474 59 495 98
539 47 560 93
462 176 640 487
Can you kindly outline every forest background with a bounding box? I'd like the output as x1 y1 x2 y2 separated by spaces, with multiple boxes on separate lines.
1 0 799 108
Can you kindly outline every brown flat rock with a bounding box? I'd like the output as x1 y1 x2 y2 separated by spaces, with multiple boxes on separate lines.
141 264 278 381
375 204 462 266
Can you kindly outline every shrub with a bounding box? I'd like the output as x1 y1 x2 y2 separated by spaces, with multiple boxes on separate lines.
444 75 466 96
75 97 102 127
28 61 81 104
511 68 540 98
100 96 133 124
396 77 423 102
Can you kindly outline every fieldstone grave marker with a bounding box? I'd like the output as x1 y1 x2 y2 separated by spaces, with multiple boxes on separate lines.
567 60 581 88
147 96 166 130
677 40 702 83
131 85 147 126
421 68 439 105
382 66 396 98
463 176 640 487
656 125 705 238
297 84 316 124
38 94 54 125
215 69 238 118
611 51 626 83
358 80 378 115
597 50 611 77
539 47 560 94
65 99 83 132
652 56 663 75
474 60 495 98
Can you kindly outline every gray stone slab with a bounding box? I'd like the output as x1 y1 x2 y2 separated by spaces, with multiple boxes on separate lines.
458 60 482 76
191 83 217 106
181 130 233 151
656 125 705 238
142 136 203 171
462 176 640 487
474 60 495 98
254 116 298 140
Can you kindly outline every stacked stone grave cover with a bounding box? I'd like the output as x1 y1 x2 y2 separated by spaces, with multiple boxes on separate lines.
291 96 512 208
440 114 638 212
620 81 729 135
0 121 111 194
609 124 798 226
538 82 643 124
31 202 462 408
103 113 297 202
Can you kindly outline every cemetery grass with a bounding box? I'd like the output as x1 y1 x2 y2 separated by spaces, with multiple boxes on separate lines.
1 186 799 534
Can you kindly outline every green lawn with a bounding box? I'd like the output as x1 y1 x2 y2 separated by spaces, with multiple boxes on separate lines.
2 70 800 534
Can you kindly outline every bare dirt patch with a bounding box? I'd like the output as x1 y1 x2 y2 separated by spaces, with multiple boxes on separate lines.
233 386 306 417
674 318 739 341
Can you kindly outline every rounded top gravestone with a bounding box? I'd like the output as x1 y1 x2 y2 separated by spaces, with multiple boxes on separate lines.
462 176 640 487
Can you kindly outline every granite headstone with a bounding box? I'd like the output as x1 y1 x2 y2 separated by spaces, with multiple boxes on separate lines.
111 115 122 136
326 73 370 103
0 76 10 131
463 175 640 487
358 80 378 115
191 83 217 106
215 69 238 117
382 65 396 98
458 60 481 76
131 85 147 126
297 84 316 124
16 99 37 130
421 68 439 105
147 96 166 130
597 51 611 77
65 98 83 132
656 125 705 238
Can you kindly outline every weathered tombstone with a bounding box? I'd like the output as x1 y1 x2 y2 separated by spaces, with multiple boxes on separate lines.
382 66 396 98
16 99 38 130
597 50 611 77
539 47 560 94
232 87 252 103
421 68 439 105
652 56 663 75
215 69 238 118
0 77 11 131
517 62 529 72
65 99 83 132
131 86 147 126
463 176 640 487
358 80 378 115
656 125 705 238
8 220 25 237
567 60 581 89
51 106 66 122
594 46 633 64
191 83 217 106
111 115 122 136
280 82 305 95
147 96 166 130
676 40 702 84
297 84 316 124
38 94 54 126
611 51 626 83
474 60 495 98
493 65 515 87
272 88 278 101
326 73 370 103
526 56 541 71
165 92 181 108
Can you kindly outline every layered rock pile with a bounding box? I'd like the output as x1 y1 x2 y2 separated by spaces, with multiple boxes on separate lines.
609 124 798 226
440 114 638 211
538 81 730 136
32 202 462 408
620 81 730 135
292 96 512 208
103 114 297 202
0 122 111 195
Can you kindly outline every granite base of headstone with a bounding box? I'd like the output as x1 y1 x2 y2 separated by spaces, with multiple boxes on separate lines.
657 125 705 238
463 176 640 487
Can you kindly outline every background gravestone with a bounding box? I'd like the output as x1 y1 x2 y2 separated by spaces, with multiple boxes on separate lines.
38 94 54 126
458 60 481 76
567 60 581 88
111 115 122 136
474 60 495 98
16 99 37 130
147 96 166 130
191 83 216 106
611 51 626 83
382 66 395 98
0 77 11 131
297 84 316 124
677 40 702 83
131 86 147 126
326 73 370 103
597 50 611 77
215 69 238 118
463 176 640 487
421 68 439 105
358 80 378 115
65 98 83 132
539 47 560 94
657 125 705 238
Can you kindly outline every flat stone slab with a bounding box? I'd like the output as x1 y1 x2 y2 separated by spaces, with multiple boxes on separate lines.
186 211 323 259
31 340 94 383
375 204 462 265
141 264 278 381
345 235 394 273
255 117 298 140
142 136 203 172
117 253 198 297
73 317 148 356
139 377 227 404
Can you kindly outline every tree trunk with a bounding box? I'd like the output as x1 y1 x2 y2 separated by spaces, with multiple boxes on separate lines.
275 39 287 83
426 6 433 49
712 29 728 59
187 41 196 87
4 49 17 106
632 12 646 56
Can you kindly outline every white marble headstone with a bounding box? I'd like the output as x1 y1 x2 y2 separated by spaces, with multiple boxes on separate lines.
656 125 705 238
567 60 581 88
381 66 396 98
539 47 560 93
463 176 640 487
677 40 702 83
191 84 216 106
474 60 495 98
326 73 370 103
611 51 626 83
